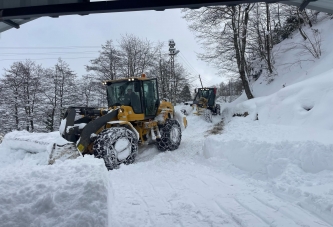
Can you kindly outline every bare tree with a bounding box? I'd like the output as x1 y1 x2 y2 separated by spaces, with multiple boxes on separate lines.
218 79 243 103
183 5 255 99
78 74 101 107
247 3 275 76
0 62 24 131
0 60 44 132
19 60 44 131
298 28 322 59
55 58 77 109
118 34 160 78
86 40 121 81
42 67 61 132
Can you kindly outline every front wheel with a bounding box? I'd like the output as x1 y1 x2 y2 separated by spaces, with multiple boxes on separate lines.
157 119 182 151
204 109 213 122
216 104 221 115
93 127 138 170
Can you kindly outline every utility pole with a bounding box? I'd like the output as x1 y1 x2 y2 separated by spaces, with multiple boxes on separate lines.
159 58 166 99
169 39 179 106
199 74 204 88
229 79 231 103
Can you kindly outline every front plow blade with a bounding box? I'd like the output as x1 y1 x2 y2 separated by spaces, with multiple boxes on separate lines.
48 142 81 165
174 109 188 130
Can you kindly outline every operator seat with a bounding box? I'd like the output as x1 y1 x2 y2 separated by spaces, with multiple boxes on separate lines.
130 92 141 113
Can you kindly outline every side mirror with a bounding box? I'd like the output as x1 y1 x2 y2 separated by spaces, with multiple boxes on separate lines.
134 82 140 92
194 89 197 93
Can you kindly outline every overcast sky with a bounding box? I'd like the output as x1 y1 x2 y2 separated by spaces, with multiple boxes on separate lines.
0 7 225 88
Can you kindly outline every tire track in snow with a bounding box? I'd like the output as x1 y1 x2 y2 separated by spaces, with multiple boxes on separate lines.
233 198 276 226
235 196 332 227
253 196 327 226
293 201 332 227
214 201 245 227
187 173 209 186
189 201 205 221
215 199 268 227
148 182 173 217
253 196 279 212
134 190 154 226
195 172 228 186
267 189 333 226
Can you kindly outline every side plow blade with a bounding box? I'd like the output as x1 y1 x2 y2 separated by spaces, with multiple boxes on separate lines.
1 130 81 165
49 143 81 165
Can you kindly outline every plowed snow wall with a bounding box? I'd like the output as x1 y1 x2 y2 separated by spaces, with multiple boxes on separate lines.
203 137 333 178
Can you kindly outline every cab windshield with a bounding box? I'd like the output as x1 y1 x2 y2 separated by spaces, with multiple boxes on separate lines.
106 81 142 113
194 88 215 106
199 89 211 99
195 89 211 101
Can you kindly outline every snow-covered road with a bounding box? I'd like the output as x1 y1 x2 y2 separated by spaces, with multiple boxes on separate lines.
107 114 333 227
0 108 332 227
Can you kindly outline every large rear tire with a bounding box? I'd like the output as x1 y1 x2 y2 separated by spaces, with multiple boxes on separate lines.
157 119 182 151
93 127 138 170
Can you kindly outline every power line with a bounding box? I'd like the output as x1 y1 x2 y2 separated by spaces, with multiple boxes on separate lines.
189 74 216 88
158 50 198 82
177 52 213 88
176 55 203 86
179 52 200 75
177 56 197 76
0 46 101 49
178 55 197 75
0 57 94 61
0 51 100 56
178 62 196 77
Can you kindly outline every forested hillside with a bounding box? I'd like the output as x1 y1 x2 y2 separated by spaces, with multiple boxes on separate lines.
184 4 332 100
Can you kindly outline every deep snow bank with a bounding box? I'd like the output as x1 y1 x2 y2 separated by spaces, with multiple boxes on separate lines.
0 131 109 227
223 16 333 130
0 131 70 166
1 130 69 153
202 118 333 223
204 137 333 177
203 119 333 178
224 68 333 130
0 156 108 227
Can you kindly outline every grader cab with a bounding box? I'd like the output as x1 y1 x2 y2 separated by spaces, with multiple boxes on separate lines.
191 87 221 122
59 75 187 170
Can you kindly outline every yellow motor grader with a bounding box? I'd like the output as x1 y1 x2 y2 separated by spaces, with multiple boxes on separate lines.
183 87 220 122
58 74 187 170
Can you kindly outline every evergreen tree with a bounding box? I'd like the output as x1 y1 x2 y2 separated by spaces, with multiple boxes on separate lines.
179 85 192 103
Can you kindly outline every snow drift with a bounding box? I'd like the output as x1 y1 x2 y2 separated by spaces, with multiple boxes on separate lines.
204 136 333 178
0 132 109 227
1 130 69 154
0 130 73 167
0 156 109 227
223 68 333 130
